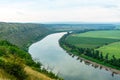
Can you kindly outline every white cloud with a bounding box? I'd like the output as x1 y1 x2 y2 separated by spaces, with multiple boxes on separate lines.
0 0 120 22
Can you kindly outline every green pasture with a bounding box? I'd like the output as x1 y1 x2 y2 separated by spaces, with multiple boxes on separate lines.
65 36 119 48
65 30 120 59
96 42 120 59
73 30 120 39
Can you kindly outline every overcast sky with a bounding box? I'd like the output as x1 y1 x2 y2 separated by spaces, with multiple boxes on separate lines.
0 0 120 23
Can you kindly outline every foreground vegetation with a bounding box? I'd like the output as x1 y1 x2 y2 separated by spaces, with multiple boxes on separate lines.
0 22 117 79
59 30 120 70
0 40 63 80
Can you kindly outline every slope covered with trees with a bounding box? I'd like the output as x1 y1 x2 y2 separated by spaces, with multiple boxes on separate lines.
0 22 63 80
0 22 51 50
0 40 63 80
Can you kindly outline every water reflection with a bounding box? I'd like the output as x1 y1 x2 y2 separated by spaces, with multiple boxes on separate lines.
29 32 120 80
67 48 120 76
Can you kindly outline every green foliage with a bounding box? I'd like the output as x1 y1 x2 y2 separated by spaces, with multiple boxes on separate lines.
0 40 14 46
60 30 120 70
0 22 51 50
0 40 36 79
0 58 27 80
0 40 62 80
65 30 120 60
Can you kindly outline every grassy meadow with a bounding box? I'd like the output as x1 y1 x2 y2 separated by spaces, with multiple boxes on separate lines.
65 36 119 48
74 30 120 39
96 42 120 59
65 30 120 59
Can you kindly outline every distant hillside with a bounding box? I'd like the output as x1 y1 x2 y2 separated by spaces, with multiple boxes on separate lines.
0 22 51 50
0 22 116 50
45 24 116 31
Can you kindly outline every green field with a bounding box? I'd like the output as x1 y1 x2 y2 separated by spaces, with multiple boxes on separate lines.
65 30 120 59
96 42 120 59
74 30 120 39
65 36 119 48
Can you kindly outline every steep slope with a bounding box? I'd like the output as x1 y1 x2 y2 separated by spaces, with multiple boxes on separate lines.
0 40 62 80
0 22 51 50
0 22 63 79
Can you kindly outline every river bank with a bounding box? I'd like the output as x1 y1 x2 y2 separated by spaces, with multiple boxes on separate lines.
59 36 120 76
29 32 120 80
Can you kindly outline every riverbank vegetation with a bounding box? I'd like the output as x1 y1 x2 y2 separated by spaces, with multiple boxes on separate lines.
0 22 118 79
59 30 120 70
0 22 64 79
0 40 63 80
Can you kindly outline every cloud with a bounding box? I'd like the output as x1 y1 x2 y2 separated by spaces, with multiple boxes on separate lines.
0 0 120 22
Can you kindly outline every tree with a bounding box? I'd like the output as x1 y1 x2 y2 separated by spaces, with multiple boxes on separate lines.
105 53 109 62
100 53 103 60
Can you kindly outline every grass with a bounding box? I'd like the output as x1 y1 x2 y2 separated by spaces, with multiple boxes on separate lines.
65 30 120 60
0 40 60 80
74 30 120 39
0 65 52 80
60 43 120 70
0 69 17 80
96 42 120 59
25 66 52 80
65 36 119 48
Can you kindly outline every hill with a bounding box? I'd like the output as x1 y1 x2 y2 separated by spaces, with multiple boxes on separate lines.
0 22 63 80
0 22 51 50
45 24 116 32
0 40 62 80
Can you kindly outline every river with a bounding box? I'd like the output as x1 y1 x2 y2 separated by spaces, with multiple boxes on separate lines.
29 32 120 80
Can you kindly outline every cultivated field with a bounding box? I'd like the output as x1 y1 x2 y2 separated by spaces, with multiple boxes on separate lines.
65 36 119 48
74 30 120 39
65 30 120 59
96 42 120 59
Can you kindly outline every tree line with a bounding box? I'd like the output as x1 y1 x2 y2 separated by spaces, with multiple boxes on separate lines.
59 33 120 69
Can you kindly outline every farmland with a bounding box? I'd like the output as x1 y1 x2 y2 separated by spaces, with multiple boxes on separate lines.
65 36 119 48
65 30 120 59
74 30 120 39
60 30 120 69
96 42 120 59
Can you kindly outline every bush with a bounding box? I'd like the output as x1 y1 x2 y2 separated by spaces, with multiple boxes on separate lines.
4 62 27 80
0 58 27 80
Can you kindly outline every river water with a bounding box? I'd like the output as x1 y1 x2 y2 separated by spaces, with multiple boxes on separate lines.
29 32 120 80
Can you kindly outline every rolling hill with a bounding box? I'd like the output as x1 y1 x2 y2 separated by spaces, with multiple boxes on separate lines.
0 22 51 50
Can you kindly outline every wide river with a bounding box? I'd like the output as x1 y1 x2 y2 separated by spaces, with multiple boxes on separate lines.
29 32 120 80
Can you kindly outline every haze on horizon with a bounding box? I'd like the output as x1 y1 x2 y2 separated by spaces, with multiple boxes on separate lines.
0 0 120 23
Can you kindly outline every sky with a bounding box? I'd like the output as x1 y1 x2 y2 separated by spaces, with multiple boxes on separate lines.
0 0 120 23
